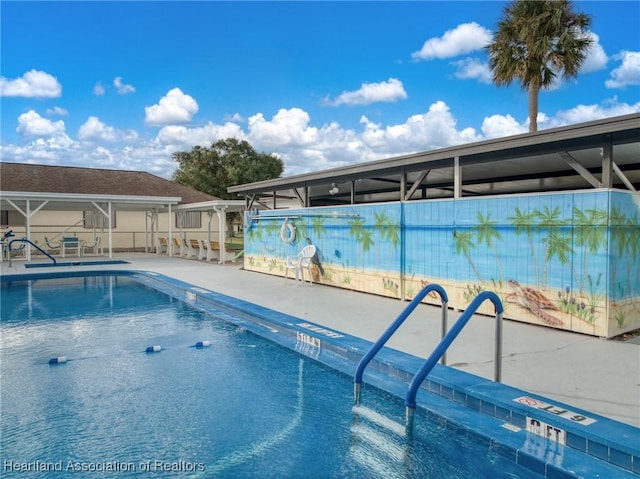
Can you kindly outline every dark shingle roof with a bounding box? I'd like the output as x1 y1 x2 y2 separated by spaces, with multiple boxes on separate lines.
0 163 217 205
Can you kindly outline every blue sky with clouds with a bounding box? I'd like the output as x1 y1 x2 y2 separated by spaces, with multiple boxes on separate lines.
1 1 639 179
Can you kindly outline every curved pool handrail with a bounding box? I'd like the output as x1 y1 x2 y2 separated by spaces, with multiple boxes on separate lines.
353 283 448 405
8 238 57 266
405 291 503 428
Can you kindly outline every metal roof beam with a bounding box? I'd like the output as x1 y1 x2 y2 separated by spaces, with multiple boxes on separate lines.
613 162 637 192
558 152 601 188
405 170 430 201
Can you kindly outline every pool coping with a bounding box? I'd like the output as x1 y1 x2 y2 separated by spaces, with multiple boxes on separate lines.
3 269 638 478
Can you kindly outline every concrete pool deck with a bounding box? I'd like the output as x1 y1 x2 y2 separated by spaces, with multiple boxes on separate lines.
2 253 638 429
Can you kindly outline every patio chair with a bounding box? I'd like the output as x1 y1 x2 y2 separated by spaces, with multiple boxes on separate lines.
284 244 316 285
82 236 101 256
44 236 60 254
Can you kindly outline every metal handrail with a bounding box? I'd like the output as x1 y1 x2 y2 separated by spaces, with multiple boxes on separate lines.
8 238 57 266
405 291 503 430
353 283 448 405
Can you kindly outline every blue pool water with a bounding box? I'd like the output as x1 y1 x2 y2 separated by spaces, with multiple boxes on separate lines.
0 274 550 478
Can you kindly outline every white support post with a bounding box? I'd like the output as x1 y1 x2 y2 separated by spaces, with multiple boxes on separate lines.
214 205 228 264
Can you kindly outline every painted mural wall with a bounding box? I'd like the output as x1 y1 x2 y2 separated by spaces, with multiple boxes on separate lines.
243 189 640 338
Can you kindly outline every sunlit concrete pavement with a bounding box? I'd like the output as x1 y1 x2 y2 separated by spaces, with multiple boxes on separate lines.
2 253 638 427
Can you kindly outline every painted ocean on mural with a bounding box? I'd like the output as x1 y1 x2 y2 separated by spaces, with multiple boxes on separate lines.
244 189 640 338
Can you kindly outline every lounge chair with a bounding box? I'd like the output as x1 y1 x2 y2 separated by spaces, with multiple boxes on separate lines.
284 244 316 284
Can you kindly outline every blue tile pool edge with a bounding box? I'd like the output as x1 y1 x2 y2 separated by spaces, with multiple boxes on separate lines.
3 269 638 478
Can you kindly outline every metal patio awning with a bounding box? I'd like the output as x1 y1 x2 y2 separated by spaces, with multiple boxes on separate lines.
228 114 640 209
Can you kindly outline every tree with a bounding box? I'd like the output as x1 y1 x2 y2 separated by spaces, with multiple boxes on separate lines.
172 138 283 200
486 0 592 132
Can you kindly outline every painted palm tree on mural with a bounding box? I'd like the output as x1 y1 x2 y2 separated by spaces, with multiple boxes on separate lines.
610 207 640 295
373 211 401 270
476 211 505 285
310 216 327 239
534 206 568 287
508 206 540 285
543 225 579 290
486 0 593 132
573 207 607 292
453 229 483 282
293 218 309 245
348 216 374 271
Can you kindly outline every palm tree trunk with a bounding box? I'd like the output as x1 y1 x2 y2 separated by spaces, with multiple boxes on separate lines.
528 82 540 132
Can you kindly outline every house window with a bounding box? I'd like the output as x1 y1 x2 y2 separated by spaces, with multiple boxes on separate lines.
83 210 116 229
175 211 201 229
1 211 8 227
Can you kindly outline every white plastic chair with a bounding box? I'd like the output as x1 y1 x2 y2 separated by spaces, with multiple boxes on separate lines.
284 245 316 284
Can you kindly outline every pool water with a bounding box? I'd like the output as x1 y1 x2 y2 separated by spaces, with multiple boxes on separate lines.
1 275 544 478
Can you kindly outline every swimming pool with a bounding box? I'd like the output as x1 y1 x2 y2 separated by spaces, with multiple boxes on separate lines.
0 272 635 478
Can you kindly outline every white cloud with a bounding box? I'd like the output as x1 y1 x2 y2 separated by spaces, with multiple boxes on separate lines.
581 32 608 73
481 114 527 138
226 112 245 123
77 116 119 142
605 51 640 89
0 70 62 98
145 88 199 126
248 108 319 146
359 101 480 154
93 82 106 96
3 98 639 179
412 22 492 61
16 110 66 136
480 98 640 135
46 106 69 116
114 76 135 94
551 98 640 125
156 122 246 147
451 58 493 83
325 78 407 106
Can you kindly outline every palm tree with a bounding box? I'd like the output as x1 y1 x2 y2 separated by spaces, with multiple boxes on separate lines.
486 0 592 132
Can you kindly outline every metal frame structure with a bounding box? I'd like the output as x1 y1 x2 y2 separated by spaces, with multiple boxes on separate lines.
228 114 639 209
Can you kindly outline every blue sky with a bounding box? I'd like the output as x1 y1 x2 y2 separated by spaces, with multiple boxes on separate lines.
1 1 639 179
